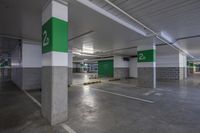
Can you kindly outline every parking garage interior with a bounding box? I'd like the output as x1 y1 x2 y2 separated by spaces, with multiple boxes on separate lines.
1 0 200 133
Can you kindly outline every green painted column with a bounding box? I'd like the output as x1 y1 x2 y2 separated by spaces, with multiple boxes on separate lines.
137 43 156 88
41 0 68 125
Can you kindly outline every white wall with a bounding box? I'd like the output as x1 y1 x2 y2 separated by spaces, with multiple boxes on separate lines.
114 56 129 68
11 40 42 90
156 53 187 68
22 40 42 68
129 58 138 78
156 54 180 67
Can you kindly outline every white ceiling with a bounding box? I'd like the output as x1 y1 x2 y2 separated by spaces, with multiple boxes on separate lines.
68 1 145 52
83 0 200 59
89 0 200 39
0 0 200 60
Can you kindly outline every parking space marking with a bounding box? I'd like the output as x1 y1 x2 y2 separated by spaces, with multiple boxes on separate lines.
23 89 76 133
92 88 154 103
143 90 156 96
22 89 41 107
61 124 77 133
74 84 154 103
102 81 137 87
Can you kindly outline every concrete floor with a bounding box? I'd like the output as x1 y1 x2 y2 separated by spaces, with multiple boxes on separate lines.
0 81 66 133
72 73 98 85
1 73 200 133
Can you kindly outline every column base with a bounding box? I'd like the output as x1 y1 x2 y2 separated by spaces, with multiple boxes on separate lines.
114 68 129 79
42 66 68 125
137 67 156 88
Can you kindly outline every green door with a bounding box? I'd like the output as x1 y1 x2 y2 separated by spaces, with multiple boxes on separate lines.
98 60 113 77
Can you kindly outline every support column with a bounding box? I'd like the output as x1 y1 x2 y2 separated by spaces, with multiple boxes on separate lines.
129 57 138 78
179 53 187 79
137 44 156 88
42 0 68 125
114 56 129 79
68 52 73 86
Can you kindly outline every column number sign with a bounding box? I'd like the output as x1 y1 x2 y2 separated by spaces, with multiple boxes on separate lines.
137 49 155 62
42 17 68 54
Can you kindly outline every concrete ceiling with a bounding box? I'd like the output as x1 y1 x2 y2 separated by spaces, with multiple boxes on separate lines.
0 37 19 58
68 1 146 53
0 0 200 60
76 0 200 59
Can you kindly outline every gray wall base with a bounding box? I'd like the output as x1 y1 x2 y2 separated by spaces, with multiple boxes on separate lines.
42 66 68 125
73 68 81 73
11 67 23 88
114 68 129 79
22 68 41 89
11 67 41 90
138 67 156 88
157 67 186 81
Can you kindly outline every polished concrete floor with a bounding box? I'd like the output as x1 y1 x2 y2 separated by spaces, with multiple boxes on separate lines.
72 73 99 85
1 73 200 133
0 80 66 133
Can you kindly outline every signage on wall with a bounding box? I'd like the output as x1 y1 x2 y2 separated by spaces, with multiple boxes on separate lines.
137 49 155 62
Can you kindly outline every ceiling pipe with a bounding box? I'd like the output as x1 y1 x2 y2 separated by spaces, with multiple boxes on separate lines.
104 0 195 59
76 0 147 36
105 0 157 36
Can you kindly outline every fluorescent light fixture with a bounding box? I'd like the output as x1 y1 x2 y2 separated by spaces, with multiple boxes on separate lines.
76 0 147 36
160 31 174 43
72 51 82 55
82 49 94 54
72 51 98 57
82 43 94 54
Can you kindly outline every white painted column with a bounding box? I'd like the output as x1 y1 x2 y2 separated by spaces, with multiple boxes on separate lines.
114 56 129 79
129 57 138 78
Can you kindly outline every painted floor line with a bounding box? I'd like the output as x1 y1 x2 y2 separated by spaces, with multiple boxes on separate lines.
61 124 77 133
143 90 156 96
103 81 137 87
23 90 76 133
22 89 41 107
156 88 173 92
92 88 154 104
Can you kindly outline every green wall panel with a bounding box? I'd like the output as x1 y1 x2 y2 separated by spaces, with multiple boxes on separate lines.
42 17 68 53
98 60 113 77
137 49 156 62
